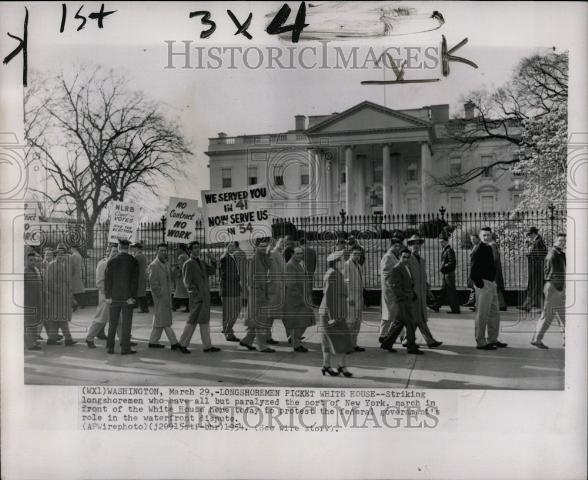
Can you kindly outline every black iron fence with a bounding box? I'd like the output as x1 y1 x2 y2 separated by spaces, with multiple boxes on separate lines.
30 208 566 291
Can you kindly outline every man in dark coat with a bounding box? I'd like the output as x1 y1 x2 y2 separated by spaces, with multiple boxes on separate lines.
178 241 220 353
521 226 547 311
431 234 460 313
105 239 139 355
24 251 43 350
380 249 423 355
531 233 566 349
470 227 507 350
219 242 242 342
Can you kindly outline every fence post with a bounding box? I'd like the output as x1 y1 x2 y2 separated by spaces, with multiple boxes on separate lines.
160 215 166 243
548 202 555 242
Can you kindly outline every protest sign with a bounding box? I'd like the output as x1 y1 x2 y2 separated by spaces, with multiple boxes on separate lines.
165 197 200 243
201 184 272 244
107 201 141 243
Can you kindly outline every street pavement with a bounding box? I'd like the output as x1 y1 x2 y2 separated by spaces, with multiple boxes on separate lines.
24 306 564 389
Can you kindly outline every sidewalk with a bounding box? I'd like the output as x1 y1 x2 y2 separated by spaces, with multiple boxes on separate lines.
24 306 564 389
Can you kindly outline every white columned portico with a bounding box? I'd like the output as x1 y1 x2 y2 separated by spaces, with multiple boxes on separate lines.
382 143 392 215
308 148 316 216
420 142 432 213
325 158 332 215
345 146 354 214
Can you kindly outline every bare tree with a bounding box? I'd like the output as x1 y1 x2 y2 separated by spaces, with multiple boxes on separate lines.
433 50 568 188
25 65 191 246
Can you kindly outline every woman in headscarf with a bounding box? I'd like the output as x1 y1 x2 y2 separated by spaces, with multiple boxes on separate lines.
318 251 354 377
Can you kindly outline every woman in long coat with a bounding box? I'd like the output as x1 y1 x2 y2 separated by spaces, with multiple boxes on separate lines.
284 247 315 352
318 251 354 377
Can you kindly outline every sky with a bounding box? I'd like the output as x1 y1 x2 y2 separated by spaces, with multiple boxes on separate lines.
2 1 586 219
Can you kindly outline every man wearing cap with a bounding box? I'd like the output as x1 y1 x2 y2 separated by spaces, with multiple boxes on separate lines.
521 227 547 311
531 233 566 349
347 235 365 266
406 234 442 349
379 237 404 341
177 241 220 353
380 248 423 355
431 234 460 314
132 242 149 313
105 239 139 355
470 227 507 350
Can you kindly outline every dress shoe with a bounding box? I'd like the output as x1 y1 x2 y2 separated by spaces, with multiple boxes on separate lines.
429 306 440 312
27 345 42 351
378 336 385 344
96 333 108 340
86 340 97 349
225 334 240 342
337 366 353 377
380 344 397 353
260 348 275 353
182 308 189 313
353 346 366 352
148 343 165 348
476 344 497 350
428 341 443 349
239 341 256 351
531 340 548 349
266 338 279 345
294 346 308 352
65 339 78 346
130 341 138 347
402 341 408 347
490 341 508 348
46 340 62 345
499 307 507 311
469 307 476 312
203 346 221 352
407 348 424 355
321 366 339 376
462 302 475 307
171 343 190 353
447 310 461 314
121 349 137 355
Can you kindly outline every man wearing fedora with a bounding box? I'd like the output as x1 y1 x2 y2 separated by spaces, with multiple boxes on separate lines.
379 237 404 341
430 233 460 314
406 234 443 349
131 242 149 313
470 227 508 350
521 226 547 311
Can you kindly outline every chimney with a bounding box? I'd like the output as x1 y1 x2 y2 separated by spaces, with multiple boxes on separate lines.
429 104 449 124
295 115 307 131
217 132 227 138
464 101 475 120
